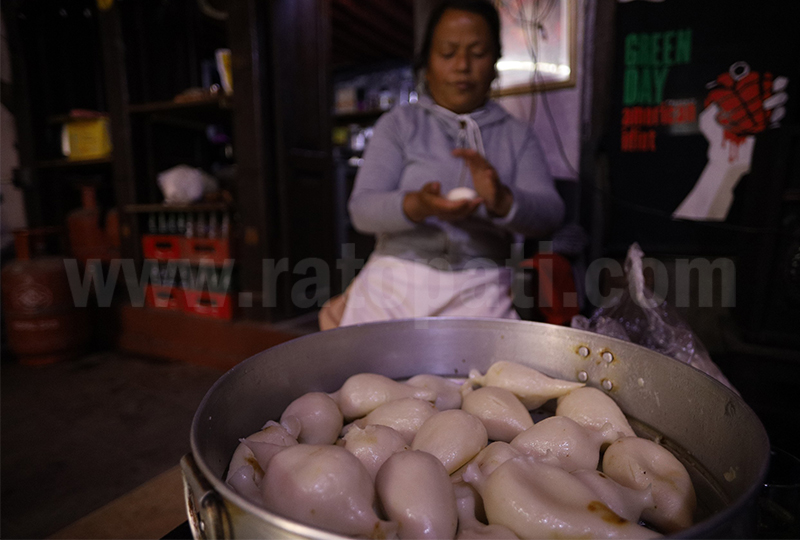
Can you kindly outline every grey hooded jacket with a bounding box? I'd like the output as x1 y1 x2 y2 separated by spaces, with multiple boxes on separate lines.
348 94 565 270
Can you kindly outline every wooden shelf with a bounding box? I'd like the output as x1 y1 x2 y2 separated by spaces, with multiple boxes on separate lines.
124 202 232 214
46 113 110 125
33 156 113 169
128 94 232 114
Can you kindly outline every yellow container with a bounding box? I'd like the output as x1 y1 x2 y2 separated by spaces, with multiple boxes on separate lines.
61 117 112 161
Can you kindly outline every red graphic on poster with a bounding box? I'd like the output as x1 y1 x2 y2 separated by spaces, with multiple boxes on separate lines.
673 62 788 221
704 62 776 147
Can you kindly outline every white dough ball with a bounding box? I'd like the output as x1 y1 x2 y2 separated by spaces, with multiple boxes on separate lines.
446 187 478 201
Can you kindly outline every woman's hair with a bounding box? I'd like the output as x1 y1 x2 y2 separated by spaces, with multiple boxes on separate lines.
414 0 502 75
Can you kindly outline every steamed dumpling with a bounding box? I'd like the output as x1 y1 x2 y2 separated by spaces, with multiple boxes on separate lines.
330 373 437 421
261 444 397 538
464 455 662 539
341 424 409 480
226 464 263 505
510 416 605 472
225 420 298 500
602 437 696 533
412 410 488 474
376 450 458 539
556 386 636 446
350 397 437 444
572 469 655 523
454 482 519 539
466 361 584 409
406 374 463 410
452 441 522 484
280 392 343 445
461 386 533 442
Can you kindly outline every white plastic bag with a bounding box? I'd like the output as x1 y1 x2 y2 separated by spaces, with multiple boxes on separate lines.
157 165 218 204
572 243 736 392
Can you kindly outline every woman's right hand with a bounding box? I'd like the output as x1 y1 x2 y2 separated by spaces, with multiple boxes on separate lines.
403 182 482 223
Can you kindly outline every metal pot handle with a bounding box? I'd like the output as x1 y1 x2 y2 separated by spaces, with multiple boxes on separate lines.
181 453 233 539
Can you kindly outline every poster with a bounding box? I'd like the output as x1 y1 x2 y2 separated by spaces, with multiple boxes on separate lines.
604 0 800 254
492 0 576 94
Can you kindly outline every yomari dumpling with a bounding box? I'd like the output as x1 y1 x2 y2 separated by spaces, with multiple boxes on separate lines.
341 424 408 480
412 409 488 474
349 397 437 444
572 468 655 523
602 437 696 533
556 386 636 446
510 415 605 472
330 373 437 421
466 361 584 409
261 444 397 538
406 374 463 410
376 450 458 539
464 455 662 539
225 421 297 503
461 386 533 442
453 482 519 540
280 391 343 445
451 441 521 484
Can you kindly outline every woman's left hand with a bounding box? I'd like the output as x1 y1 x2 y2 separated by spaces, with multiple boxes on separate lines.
452 148 514 217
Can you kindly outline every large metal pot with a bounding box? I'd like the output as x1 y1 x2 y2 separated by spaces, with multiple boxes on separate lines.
182 318 770 539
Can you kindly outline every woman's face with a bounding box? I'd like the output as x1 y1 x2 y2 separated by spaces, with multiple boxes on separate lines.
426 8 497 114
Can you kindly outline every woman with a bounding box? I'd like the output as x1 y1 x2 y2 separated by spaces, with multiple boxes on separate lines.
335 0 564 327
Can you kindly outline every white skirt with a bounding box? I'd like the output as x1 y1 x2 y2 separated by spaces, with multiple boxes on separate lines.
338 254 520 327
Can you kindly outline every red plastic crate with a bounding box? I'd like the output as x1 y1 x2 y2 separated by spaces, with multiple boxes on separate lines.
183 289 233 320
144 284 185 311
142 234 182 260
182 237 231 265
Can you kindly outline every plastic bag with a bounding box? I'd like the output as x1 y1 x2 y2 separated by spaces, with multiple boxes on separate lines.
157 165 218 204
572 243 736 392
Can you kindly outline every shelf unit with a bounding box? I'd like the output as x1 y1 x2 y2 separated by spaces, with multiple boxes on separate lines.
4 0 114 232
6 0 406 332
102 0 337 323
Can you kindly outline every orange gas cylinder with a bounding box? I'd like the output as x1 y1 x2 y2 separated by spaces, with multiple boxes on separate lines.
1 228 90 365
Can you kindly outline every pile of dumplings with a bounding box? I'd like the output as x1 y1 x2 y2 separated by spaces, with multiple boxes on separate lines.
225 360 697 539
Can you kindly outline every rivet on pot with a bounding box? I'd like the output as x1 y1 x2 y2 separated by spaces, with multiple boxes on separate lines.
602 351 614 364
602 379 614 391
578 346 590 358
577 370 588 382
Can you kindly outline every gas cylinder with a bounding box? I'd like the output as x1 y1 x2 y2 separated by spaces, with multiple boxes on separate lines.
1 228 90 365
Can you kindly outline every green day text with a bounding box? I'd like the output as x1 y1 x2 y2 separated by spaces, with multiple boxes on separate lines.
621 28 693 152
623 29 692 106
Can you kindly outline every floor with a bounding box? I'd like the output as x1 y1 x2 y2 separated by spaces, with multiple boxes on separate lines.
0 350 225 539
1 309 798 539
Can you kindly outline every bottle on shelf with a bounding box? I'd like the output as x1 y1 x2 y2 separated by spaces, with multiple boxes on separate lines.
208 212 218 239
185 213 195 239
196 212 208 238
220 212 230 238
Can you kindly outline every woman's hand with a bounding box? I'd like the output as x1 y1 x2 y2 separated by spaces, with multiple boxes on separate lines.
403 181 483 223
452 148 514 217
